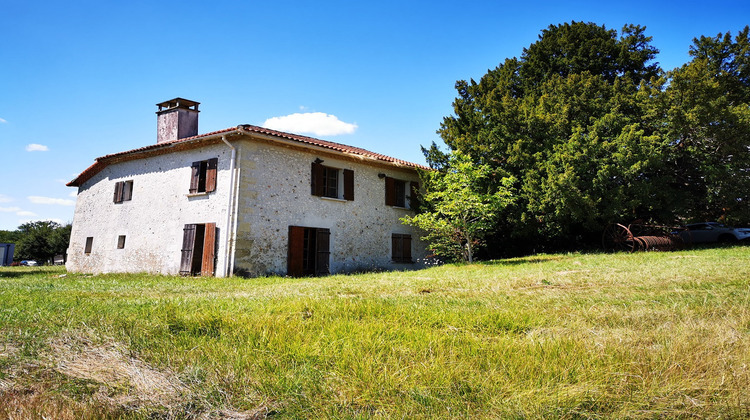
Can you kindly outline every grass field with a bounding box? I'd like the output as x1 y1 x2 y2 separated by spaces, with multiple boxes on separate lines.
1 246 749 419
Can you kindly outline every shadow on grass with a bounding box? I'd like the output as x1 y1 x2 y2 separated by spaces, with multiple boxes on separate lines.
480 256 567 266
0 268 65 278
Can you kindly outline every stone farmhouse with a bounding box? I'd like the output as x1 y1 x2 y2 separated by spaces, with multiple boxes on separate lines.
66 98 429 277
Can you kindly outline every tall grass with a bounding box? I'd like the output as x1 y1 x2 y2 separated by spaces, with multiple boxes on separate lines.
1 247 749 418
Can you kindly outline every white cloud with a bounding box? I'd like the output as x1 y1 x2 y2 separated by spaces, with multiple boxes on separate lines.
69 191 78 198
0 194 13 203
0 117 7 123
262 112 358 137
26 143 49 152
28 196 76 206
0 207 36 217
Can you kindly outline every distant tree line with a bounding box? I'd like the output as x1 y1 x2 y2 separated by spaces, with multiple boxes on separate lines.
0 221 71 264
417 22 750 260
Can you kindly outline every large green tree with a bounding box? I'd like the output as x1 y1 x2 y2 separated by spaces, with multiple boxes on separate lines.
436 22 669 253
664 26 750 223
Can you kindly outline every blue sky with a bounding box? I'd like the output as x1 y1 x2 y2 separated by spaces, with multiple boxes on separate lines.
1 0 749 231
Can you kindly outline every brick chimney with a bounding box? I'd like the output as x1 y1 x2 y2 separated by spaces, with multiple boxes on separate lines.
156 98 200 144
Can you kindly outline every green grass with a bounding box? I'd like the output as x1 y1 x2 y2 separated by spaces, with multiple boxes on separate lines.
1 247 749 418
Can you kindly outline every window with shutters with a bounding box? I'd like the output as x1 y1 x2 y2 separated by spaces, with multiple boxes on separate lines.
179 223 217 276
311 160 354 201
84 237 93 254
113 180 133 203
392 234 413 263
288 226 330 277
189 158 218 194
384 177 419 209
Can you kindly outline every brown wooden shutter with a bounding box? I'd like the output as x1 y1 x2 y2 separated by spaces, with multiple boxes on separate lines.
315 228 330 276
288 226 305 277
311 162 325 196
343 169 354 201
205 158 218 193
113 181 123 203
409 181 420 210
201 223 216 276
385 176 395 206
123 181 133 201
404 234 412 261
189 162 201 193
392 234 401 261
180 224 197 275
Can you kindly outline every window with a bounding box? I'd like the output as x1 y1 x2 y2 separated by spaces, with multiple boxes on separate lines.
113 180 133 203
288 226 330 277
385 177 419 209
189 158 218 194
311 160 354 200
84 237 93 254
392 234 412 263
180 223 217 276
117 235 126 249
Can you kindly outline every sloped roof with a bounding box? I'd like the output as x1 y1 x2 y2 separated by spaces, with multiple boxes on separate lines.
67 124 428 187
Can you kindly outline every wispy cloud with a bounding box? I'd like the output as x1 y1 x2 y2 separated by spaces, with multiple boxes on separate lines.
0 194 13 203
28 196 76 206
0 117 7 123
26 143 49 152
69 191 78 198
0 207 36 217
263 112 358 137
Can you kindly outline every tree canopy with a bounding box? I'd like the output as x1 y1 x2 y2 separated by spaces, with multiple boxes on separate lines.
10 221 71 263
431 22 750 255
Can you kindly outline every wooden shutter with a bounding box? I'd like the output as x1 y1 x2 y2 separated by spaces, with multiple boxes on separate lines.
409 182 420 210
315 228 330 276
288 226 305 277
205 158 218 193
201 223 216 276
311 161 325 196
189 162 201 193
113 181 123 203
343 169 354 201
123 181 133 201
385 176 395 206
392 234 402 261
403 234 412 262
180 224 196 275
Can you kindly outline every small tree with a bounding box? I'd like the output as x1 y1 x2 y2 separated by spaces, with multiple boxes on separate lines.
402 153 514 263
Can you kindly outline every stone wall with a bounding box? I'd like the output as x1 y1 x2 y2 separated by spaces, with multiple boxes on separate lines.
66 143 234 275
232 138 427 276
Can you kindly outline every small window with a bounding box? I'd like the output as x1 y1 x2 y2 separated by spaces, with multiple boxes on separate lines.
392 234 412 263
311 160 354 201
117 235 126 249
113 180 133 203
385 177 419 209
84 237 93 254
190 158 218 194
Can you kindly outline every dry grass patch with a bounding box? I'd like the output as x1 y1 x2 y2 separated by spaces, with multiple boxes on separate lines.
48 332 187 410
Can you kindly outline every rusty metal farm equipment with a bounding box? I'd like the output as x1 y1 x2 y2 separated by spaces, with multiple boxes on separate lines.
602 222 688 253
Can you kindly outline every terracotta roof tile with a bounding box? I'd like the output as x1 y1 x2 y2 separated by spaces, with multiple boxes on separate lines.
68 125 427 187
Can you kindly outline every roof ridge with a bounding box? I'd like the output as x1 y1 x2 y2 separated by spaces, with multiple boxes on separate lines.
68 125 428 187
